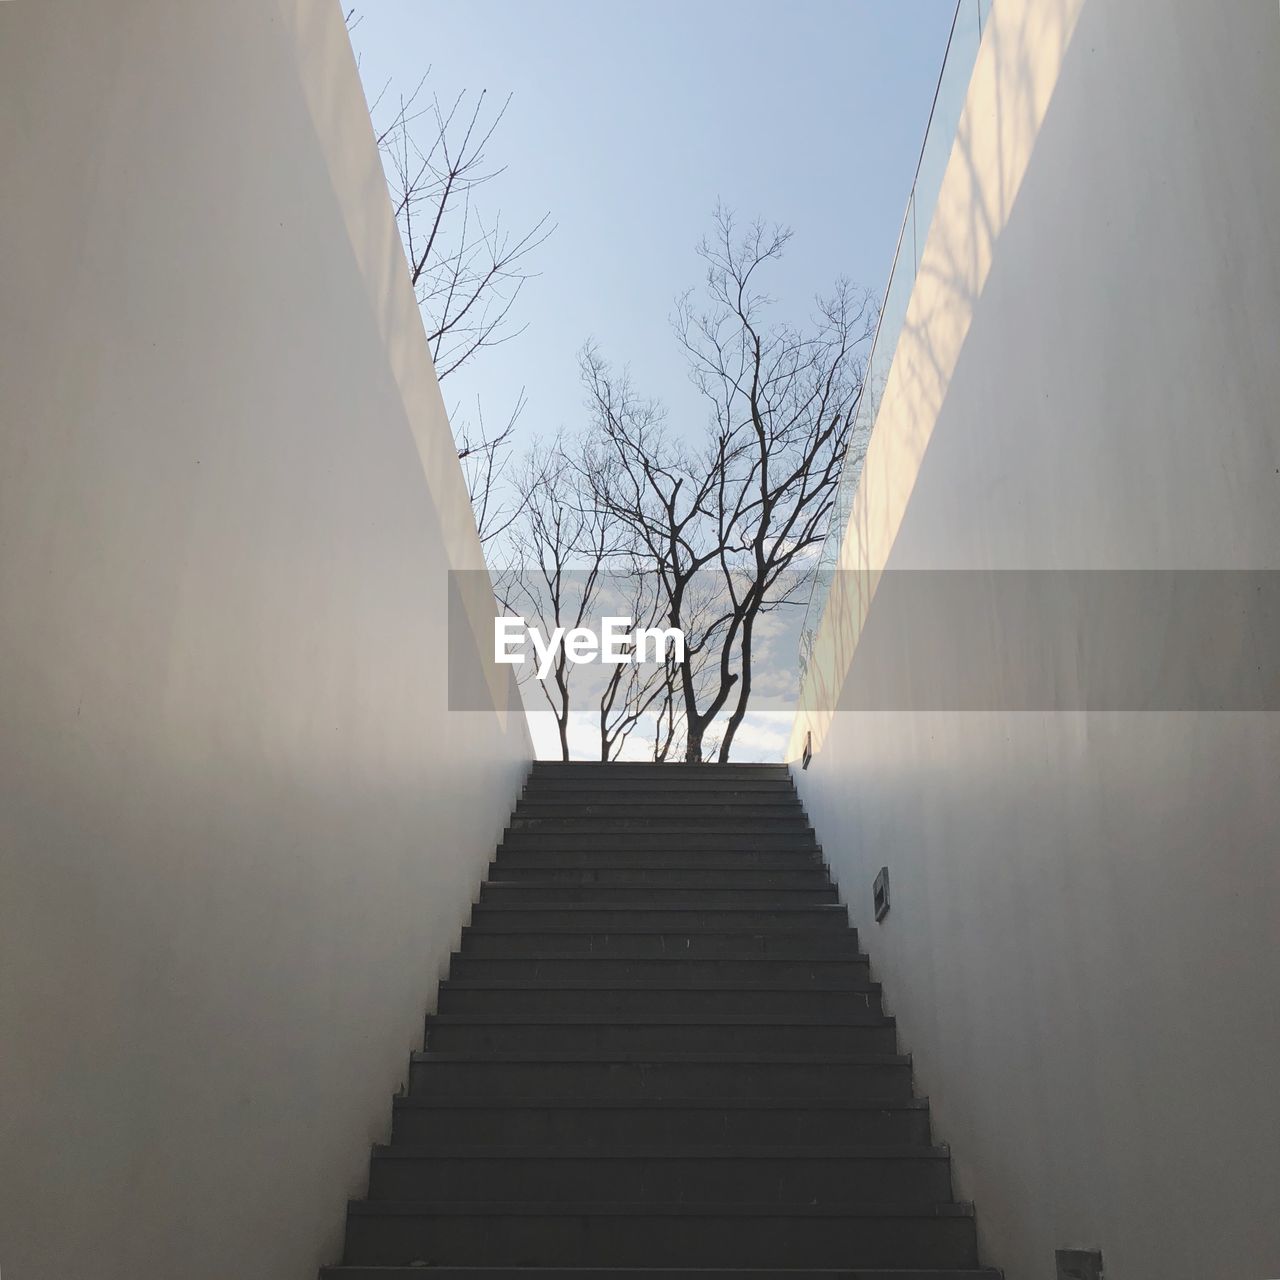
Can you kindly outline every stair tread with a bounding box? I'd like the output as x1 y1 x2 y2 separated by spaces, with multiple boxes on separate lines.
413 1052 910 1064
503 827 816 833
371 1145 949 1160
489 864 826 870
483 885 831 891
324 1271 999 1279
515 799 804 805
441 980 880 992
499 839 815 850
513 811 804 817
474 905 845 912
392 1097 931 1111
323 1270 998 1278
508 825 813 830
487 871 828 878
451 952 869 961
518 797 801 804
462 926 854 934
427 1014 892 1027
530 763 791 769
347 1200 975 1218
500 838 820 844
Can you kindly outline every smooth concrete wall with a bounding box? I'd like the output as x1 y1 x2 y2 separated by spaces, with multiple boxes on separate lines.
793 2 1280 1277
0 4 530 1278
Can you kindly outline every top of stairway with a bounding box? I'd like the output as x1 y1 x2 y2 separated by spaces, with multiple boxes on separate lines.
531 762 792 774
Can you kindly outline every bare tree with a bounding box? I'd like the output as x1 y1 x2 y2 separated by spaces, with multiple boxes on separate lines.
678 208 875 757
585 207 875 761
505 439 612 761
596 572 671 761
373 79 553 381
501 436 677 762
456 392 527 546
650 650 681 761
350 13 553 543
581 347 737 762
645 589 724 761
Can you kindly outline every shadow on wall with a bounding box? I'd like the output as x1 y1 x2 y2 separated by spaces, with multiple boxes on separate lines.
793 0 1085 759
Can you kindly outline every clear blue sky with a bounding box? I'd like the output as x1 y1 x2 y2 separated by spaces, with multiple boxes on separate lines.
350 1 958 458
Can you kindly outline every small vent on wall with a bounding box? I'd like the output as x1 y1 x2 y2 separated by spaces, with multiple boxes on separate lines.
873 866 890 922
1056 1249 1103 1280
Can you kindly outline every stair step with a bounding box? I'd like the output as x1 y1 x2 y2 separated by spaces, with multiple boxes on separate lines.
524 773 793 793
480 884 839 906
409 1053 914 1101
492 852 825 871
531 763 791 777
436 981 882 1017
499 833 820 852
339 1200 978 1268
515 803 805 819
457 928 862 958
483 875 835 891
325 1270 1001 1280
469 906 848 932
519 793 798 803
390 1096 933 1147
509 816 810 832
448 955 872 984
423 1013 898 1055
366 1146 953 1204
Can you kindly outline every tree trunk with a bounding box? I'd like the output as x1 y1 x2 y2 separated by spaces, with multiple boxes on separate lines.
718 611 755 761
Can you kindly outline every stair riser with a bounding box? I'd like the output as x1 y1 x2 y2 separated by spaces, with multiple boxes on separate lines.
521 792 800 806
515 804 805 820
458 930 862 958
530 765 791 777
493 850 824 870
524 787 798 802
510 817 810 833
409 1060 914 1101
470 908 848 931
480 885 839 907
488 866 830 887
424 1023 898 1055
449 956 872 984
326 1270 998 1280
525 786 794 798
366 1155 953 1205
436 988 883 1017
391 1105 932 1148
500 834 819 852
341 1212 978 1268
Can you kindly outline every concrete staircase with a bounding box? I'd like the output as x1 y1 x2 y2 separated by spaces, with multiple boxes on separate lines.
321 761 997 1279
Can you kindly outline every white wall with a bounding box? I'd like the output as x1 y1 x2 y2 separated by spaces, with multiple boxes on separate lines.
793 2 1280 1277
0 3 530 1278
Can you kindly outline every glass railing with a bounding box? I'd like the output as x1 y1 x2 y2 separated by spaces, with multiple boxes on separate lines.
798 0 992 680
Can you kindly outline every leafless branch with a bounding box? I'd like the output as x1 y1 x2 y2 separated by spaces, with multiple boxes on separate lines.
583 204 875 761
